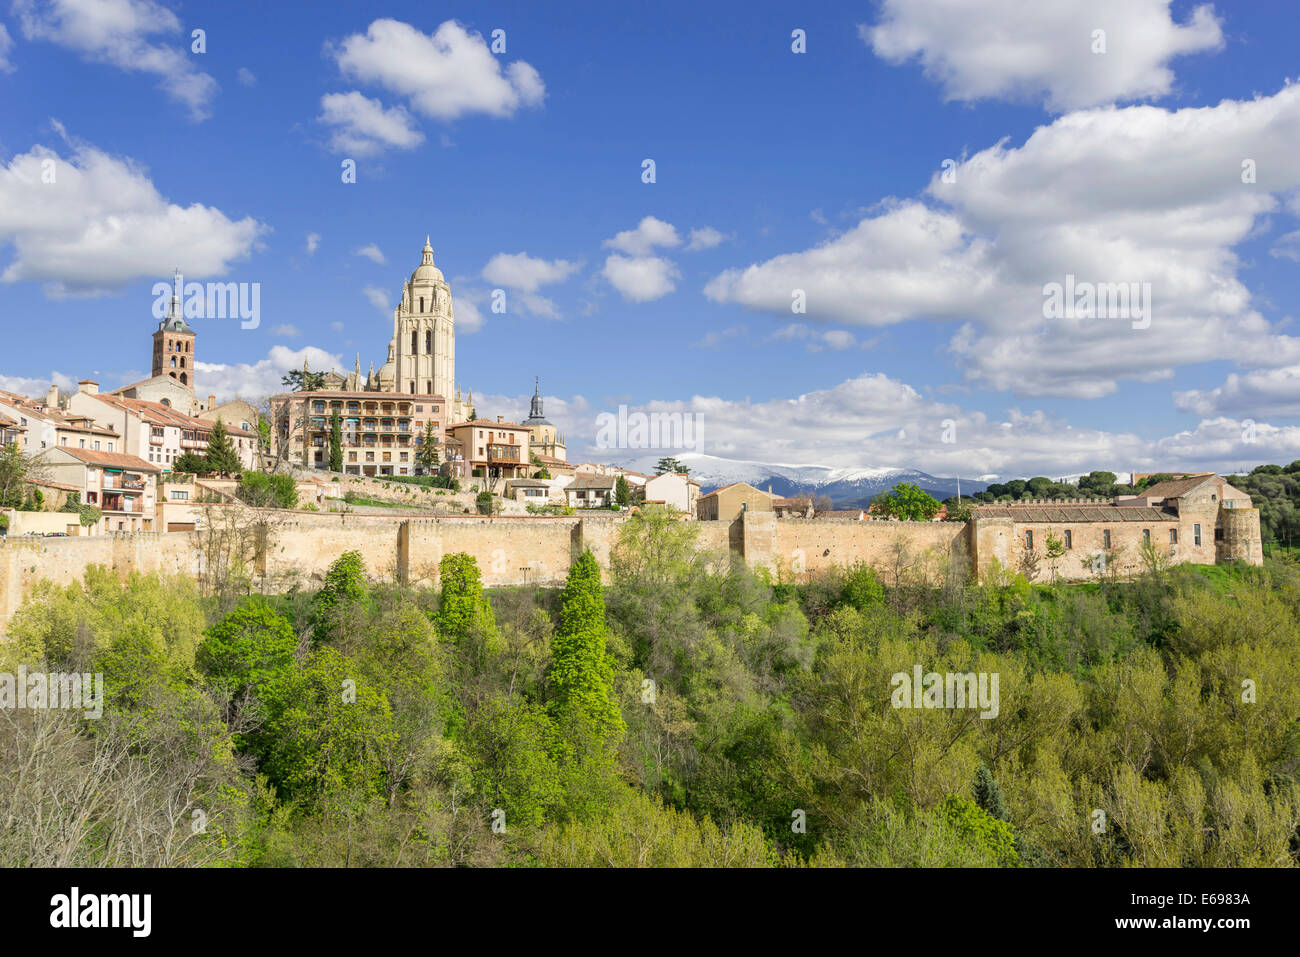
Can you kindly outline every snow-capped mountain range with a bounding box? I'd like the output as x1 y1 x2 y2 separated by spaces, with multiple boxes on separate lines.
619 453 988 509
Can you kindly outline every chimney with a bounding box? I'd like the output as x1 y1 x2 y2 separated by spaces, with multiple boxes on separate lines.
78 379 99 396
45 384 59 408
208 394 216 409
496 415 503 423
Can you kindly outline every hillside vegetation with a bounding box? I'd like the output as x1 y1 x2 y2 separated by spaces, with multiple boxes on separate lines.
0 505 1296 867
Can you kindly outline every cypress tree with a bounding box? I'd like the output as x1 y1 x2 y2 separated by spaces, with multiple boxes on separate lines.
973 762 1011 822
549 550 623 739
328 411 344 472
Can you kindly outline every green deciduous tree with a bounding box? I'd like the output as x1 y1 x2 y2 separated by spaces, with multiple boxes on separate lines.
311 551 370 644
197 599 299 701
256 646 396 811
437 553 498 649
873 482 941 521
174 450 211 476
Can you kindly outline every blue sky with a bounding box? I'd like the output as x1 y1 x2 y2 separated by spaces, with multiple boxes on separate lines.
3 0 1300 479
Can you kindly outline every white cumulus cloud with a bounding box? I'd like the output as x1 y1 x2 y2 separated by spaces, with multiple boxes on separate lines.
603 254 679 303
319 91 424 156
15 0 220 119
0 133 264 297
328 19 545 121
864 0 1224 111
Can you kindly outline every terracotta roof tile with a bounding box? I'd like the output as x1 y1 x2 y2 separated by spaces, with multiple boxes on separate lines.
54 446 160 472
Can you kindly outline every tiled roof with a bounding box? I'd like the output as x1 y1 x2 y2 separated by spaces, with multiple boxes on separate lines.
975 505 1176 523
506 478 550 488
567 474 617 490
699 481 775 499
272 390 439 400
448 418 531 431
1138 475 1218 501
54 446 160 472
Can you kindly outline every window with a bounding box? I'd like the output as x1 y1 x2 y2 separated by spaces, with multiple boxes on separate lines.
79 438 85 448
1215 528 1224 542
1025 530 1033 549
411 331 418 353
425 330 432 353
1169 528 1178 545
93 441 100 450
1193 523 1201 546
1063 529 1072 549
108 442 114 452
1142 529 1151 543
1102 529 1111 549
419 297 424 313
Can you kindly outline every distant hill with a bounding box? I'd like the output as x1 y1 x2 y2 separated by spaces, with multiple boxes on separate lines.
621 452 988 509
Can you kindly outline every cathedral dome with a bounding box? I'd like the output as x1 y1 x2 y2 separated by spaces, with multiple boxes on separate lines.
410 236 444 284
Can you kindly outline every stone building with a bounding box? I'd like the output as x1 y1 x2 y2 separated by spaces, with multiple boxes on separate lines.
445 417 532 484
696 481 776 521
270 391 442 476
41 447 160 533
643 471 701 514
968 474 1262 579
68 383 259 473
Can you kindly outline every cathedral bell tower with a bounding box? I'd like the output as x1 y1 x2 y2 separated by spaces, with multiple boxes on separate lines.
387 237 455 398
152 269 196 392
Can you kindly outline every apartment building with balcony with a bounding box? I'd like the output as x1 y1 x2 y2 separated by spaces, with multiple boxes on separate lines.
269 390 446 476
68 381 258 473
42 447 160 532
445 417 533 483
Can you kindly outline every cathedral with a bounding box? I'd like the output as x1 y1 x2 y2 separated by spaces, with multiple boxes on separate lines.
312 237 474 422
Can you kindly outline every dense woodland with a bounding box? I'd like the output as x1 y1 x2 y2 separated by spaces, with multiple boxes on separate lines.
0 505 1297 867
